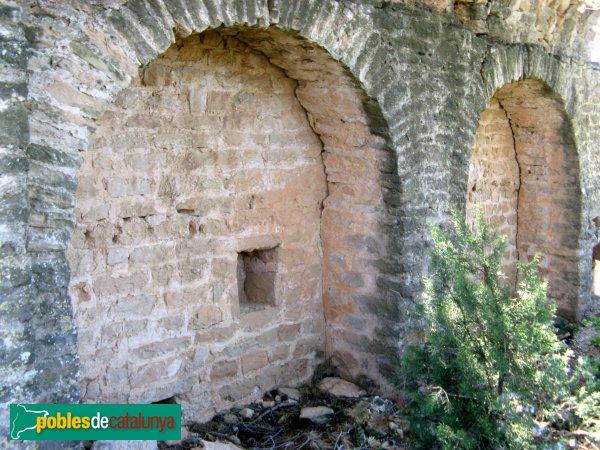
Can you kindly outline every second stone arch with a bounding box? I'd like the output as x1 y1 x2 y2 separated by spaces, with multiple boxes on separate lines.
466 79 581 320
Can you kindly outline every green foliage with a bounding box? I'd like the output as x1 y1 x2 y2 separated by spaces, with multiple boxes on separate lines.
591 318 600 349
392 210 581 449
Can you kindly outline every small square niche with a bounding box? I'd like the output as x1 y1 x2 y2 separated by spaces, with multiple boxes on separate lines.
237 247 279 313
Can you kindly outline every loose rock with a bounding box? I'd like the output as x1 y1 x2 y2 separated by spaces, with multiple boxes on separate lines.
181 373 406 449
239 407 254 419
277 387 301 401
299 406 334 424
319 377 366 398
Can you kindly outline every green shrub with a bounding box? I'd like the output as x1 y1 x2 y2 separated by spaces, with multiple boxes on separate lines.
591 318 600 349
393 210 576 449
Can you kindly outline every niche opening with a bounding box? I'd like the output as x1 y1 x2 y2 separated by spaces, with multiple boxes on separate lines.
237 247 279 313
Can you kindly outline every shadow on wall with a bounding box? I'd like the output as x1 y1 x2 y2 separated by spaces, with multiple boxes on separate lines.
466 79 581 320
66 26 403 421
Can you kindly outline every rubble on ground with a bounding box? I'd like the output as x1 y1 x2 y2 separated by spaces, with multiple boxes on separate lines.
159 376 409 449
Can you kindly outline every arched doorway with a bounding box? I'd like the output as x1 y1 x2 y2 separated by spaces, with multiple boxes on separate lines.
66 27 397 421
466 80 581 320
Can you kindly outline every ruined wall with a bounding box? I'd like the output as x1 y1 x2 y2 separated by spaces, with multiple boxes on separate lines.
449 0 600 64
1 0 600 443
66 25 398 419
0 4 81 448
467 80 581 319
67 29 327 419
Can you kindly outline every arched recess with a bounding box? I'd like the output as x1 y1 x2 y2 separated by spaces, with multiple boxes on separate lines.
66 27 399 421
466 79 581 320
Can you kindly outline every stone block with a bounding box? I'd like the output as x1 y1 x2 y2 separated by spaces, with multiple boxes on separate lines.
156 316 184 331
130 244 174 265
132 337 191 360
82 204 110 222
187 346 209 372
280 358 310 384
142 63 173 86
125 153 167 172
71 281 92 304
188 305 223 329
241 351 269 374
268 345 290 362
112 294 156 316
129 357 182 388
225 169 264 192
27 144 79 169
195 325 236 343
211 360 238 380
254 327 279 346
340 271 365 288
164 290 192 309
293 336 322 358
177 257 208 284
93 271 148 297
277 323 301 341
151 217 189 240
123 319 148 336
240 309 275 332
219 380 255 403
107 177 153 198
107 248 128 266
117 200 157 219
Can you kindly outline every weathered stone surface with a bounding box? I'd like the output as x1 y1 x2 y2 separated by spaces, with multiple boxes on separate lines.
67 28 343 420
0 1 598 443
466 81 582 319
241 351 269 374
211 360 238 380
319 377 366 398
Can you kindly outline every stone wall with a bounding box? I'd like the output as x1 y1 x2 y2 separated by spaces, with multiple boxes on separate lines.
0 4 81 449
67 29 328 419
67 26 398 419
467 97 521 284
467 80 581 319
1 0 600 445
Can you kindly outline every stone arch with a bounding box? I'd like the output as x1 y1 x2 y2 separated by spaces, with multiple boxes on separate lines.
2 1 408 438
61 19 399 419
3 1 598 445
466 79 581 320
0 2 411 433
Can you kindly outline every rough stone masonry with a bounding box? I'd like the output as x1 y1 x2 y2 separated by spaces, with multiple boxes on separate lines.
0 0 599 447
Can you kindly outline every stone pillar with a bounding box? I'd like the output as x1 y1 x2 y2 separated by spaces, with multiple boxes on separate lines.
0 3 80 448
